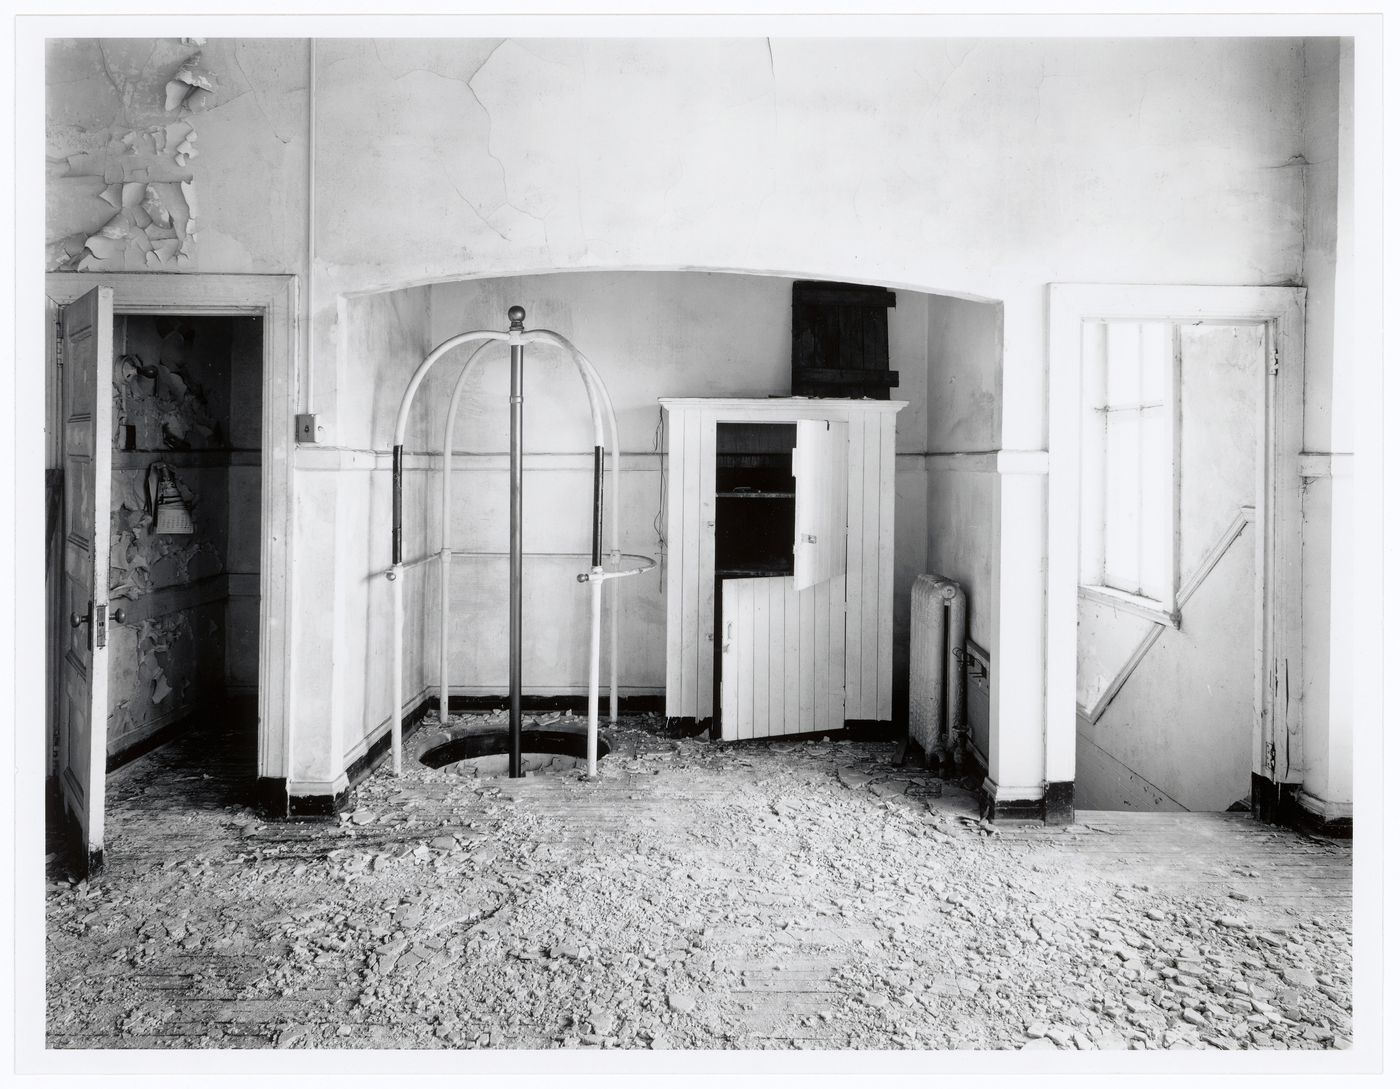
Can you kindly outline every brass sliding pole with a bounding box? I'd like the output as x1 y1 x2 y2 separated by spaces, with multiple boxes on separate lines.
508 305 525 778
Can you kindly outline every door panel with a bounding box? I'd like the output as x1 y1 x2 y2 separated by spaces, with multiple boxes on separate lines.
58 285 114 876
792 419 849 591
1076 322 1264 811
721 575 845 740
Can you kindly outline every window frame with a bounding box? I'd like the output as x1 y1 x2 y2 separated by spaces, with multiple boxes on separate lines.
1077 319 1181 629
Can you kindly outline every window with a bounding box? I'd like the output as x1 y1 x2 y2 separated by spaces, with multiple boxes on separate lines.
1080 320 1178 624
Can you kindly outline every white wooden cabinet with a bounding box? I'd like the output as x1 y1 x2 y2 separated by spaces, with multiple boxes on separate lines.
660 398 904 739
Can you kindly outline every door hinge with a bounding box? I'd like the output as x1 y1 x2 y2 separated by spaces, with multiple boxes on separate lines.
1270 346 1280 377
55 313 64 370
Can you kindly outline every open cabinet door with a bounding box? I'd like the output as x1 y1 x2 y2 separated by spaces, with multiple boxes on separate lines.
792 419 849 591
57 285 114 878
721 575 846 741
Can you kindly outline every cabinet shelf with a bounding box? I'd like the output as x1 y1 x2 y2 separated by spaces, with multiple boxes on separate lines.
717 490 795 499
717 564 793 579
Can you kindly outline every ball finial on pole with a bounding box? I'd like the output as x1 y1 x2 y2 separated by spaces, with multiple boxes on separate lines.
508 305 526 330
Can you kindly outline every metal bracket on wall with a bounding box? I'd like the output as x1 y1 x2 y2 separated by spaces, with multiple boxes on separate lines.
296 413 325 443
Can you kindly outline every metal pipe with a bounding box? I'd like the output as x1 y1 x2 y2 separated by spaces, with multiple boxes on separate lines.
520 331 622 720
439 342 497 722
393 330 508 447
389 327 509 770
393 319 632 784
587 571 602 775
391 565 403 775
926 594 947 770
946 583 968 774
508 305 525 778
390 443 404 775
391 445 403 565
609 572 619 723
591 445 604 567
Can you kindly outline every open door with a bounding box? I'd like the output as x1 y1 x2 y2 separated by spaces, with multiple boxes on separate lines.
57 285 114 877
720 574 846 741
792 419 849 591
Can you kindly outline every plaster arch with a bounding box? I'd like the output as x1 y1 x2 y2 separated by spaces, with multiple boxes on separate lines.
318 266 1030 811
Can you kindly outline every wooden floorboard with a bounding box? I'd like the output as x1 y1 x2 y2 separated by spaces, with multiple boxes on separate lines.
45 711 1353 1053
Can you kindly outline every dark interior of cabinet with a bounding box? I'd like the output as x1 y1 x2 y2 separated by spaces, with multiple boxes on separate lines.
713 422 796 734
714 422 797 578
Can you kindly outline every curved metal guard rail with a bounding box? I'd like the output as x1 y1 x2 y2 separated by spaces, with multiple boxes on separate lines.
575 554 658 583
388 307 625 780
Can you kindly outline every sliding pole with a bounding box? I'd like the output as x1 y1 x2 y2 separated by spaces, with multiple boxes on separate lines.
390 443 404 774
588 445 605 773
508 306 525 778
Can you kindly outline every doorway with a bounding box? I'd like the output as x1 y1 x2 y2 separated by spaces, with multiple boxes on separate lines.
1046 285 1306 817
46 273 296 875
1074 320 1265 810
103 313 263 776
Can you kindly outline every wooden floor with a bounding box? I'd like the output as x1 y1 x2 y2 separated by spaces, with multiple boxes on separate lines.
993 811 1352 931
45 711 1353 1052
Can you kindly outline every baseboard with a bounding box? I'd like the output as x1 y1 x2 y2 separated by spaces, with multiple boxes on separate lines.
1292 787 1353 839
61 801 103 879
666 717 896 744
984 791 1044 822
1250 773 1350 837
442 692 667 716
287 783 353 820
1251 772 1299 826
106 711 197 775
254 776 289 819
1043 780 1075 825
981 776 1076 824
345 697 433 790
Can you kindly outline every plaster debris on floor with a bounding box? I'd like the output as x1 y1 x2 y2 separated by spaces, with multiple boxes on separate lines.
45 712 1351 1051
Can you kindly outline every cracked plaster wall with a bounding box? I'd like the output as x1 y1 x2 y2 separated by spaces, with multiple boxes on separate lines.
924 295 1003 656
305 36 1309 794
46 38 308 273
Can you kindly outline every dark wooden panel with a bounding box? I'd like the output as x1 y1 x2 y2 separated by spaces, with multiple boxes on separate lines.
791 280 897 399
800 368 900 386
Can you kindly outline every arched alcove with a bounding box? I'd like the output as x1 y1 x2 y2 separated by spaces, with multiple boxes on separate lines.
333 268 1005 777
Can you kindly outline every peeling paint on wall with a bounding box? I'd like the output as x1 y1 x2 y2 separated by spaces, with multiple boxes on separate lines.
164 51 215 113
46 42 213 272
105 315 239 754
107 610 200 750
112 323 222 451
109 318 226 602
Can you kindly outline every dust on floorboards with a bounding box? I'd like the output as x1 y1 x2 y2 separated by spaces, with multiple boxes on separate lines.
45 709 1353 1052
